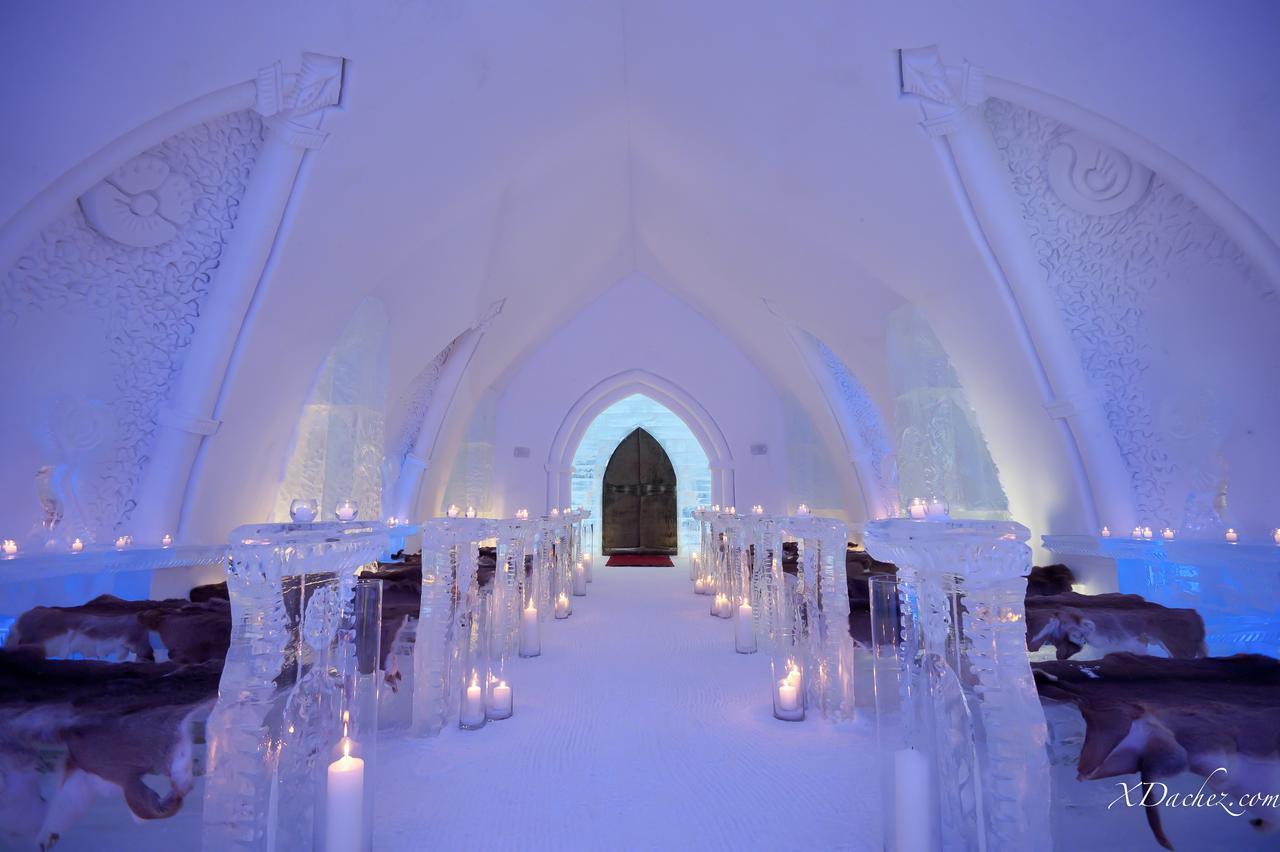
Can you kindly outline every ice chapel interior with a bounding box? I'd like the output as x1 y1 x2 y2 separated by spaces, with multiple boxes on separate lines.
1 2 1278 850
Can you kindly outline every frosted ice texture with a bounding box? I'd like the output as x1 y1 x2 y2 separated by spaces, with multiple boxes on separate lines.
273 300 389 523
886 305 1009 519
570 394 711 556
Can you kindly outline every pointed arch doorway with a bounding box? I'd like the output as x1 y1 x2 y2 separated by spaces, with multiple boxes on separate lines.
602 427 678 555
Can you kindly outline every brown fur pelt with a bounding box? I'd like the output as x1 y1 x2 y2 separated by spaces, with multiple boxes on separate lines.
1025 563 1077 597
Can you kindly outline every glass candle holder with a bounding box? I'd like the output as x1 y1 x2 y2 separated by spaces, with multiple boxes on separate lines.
290 498 319 523
770 655 805 721
335 498 359 522
554 590 572 619
458 583 490 732
734 595 757 654
572 559 587 596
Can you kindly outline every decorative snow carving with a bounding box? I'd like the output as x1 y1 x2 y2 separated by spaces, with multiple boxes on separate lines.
806 333 898 507
2 111 264 537
255 52 345 149
899 45 984 108
1046 131 1151 216
78 155 194 247
984 97 1268 526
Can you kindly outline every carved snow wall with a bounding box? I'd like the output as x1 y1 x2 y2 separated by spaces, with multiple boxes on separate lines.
887 305 1009 518
272 299 389 522
0 111 264 541
439 389 499 516
985 98 1280 533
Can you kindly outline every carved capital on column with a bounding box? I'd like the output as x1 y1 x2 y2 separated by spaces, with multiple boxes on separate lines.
899 45 986 137
255 52 345 149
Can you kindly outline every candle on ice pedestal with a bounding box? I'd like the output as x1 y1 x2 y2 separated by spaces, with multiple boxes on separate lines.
161 533 173 548
1162 527 1175 541
796 503 810 516
71 538 84 553
907 499 926 520
573 561 587 596
461 675 485 728
735 598 756 653
1225 528 1239 543
555 592 571 618
2 540 16 558
1274 528 1280 546
447 505 460 518
465 506 477 519
1100 526 1111 538
519 602 540 657
326 738 364 852
893 747 933 852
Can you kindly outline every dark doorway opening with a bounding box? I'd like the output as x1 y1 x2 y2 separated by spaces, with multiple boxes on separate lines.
601 427 678 555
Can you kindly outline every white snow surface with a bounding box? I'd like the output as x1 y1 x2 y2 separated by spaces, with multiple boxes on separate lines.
373 563 881 851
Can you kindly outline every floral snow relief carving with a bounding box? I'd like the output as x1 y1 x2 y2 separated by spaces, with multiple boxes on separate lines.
1 110 264 537
78 155 195 247
984 98 1267 525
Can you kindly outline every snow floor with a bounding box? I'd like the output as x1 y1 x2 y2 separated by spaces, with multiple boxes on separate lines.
373 564 882 851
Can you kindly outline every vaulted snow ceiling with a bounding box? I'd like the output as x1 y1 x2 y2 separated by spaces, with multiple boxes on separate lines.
1 1 1277 551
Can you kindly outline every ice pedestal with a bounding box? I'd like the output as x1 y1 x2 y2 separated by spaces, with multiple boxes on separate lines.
1042 534 1280 656
866 518 1051 852
201 522 388 852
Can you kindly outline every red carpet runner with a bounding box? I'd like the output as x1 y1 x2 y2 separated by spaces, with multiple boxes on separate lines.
605 554 674 567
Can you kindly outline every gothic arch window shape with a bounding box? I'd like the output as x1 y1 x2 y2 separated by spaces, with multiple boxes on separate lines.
273 298 389 522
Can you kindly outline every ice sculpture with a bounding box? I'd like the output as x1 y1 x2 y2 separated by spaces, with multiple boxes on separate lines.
411 517 495 737
866 518 1051 851
202 521 387 851
764 515 855 722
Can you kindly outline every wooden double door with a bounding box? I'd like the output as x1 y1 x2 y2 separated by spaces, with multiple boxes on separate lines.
601 428 678 555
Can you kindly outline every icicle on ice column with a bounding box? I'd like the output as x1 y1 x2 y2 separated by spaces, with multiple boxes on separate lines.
866 518 1051 851
202 522 387 851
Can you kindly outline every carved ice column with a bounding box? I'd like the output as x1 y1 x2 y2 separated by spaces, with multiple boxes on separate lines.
784 516 855 720
411 518 495 736
132 54 346 541
898 45 1133 531
201 521 387 851
866 518 1051 850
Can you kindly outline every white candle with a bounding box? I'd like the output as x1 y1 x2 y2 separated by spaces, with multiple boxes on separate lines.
520 603 540 655
735 599 755 652
1161 527 1175 541
712 505 720 512
465 506 477 519
1225 528 1239 543
161 533 173 548
1132 526 1144 539
1100 526 1111 538
583 552 593 582
447 504 460 518
71 538 84 553
573 561 586 595
1273 528 1280 546
114 535 128 549
797 503 810 516
490 680 512 716
325 739 364 852
908 499 926 520
2 539 16 557
1142 526 1153 540
893 748 933 852
335 500 357 522
555 592 570 618
462 676 485 726
694 577 705 594
550 508 560 517
777 680 799 711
